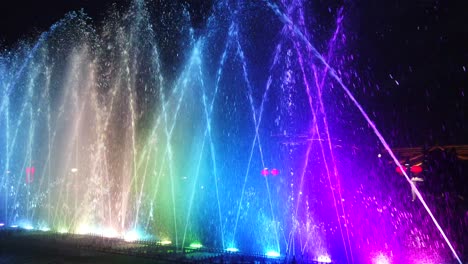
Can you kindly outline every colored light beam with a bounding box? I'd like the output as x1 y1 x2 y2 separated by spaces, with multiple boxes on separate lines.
264 1 463 263
182 21 232 249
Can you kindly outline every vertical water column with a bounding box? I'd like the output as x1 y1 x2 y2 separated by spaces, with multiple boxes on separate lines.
255 0 351 260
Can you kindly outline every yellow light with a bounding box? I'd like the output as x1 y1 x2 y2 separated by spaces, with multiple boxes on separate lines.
75 224 91 235
159 240 172 245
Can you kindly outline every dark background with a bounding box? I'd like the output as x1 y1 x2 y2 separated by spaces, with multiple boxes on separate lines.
0 0 212 45
0 0 467 147
351 0 468 147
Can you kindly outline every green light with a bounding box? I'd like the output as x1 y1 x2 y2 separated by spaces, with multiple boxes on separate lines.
189 242 203 249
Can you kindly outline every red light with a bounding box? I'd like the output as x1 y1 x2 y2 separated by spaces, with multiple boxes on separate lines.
261 168 269 176
410 165 423 174
396 165 423 175
395 166 407 175
271 168 279 176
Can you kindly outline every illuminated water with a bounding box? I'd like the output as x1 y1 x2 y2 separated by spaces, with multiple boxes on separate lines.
0 1 463 263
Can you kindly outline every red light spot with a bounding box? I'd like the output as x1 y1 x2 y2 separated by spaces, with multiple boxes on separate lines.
271 168 279 176
25 167 35 184
261 168 269 176
410 165 423 174
396 165 423 175
395 166 407 175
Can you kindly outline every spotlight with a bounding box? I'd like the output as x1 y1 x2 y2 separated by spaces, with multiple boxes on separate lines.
124 231 140 242
189 242 203 249
317 255 332 263
373 253 390 264
266 250 280 258
226 247 239 253
76 224 92 235
159 240 172 245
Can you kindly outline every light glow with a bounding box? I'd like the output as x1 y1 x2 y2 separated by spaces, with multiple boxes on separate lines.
318 255 332 263
266 251 280 258
159 240 172 245
226 247 239 253
189 242 203 249
75 224 92 235
373 253 390 264
124 231 140 242
23 225 34 230
102 228 119 238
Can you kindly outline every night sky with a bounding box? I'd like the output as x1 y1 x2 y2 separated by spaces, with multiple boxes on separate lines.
352 0 468 147
1 0 467 147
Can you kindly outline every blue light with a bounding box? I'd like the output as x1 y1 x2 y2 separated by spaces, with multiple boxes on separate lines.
23 225 34 230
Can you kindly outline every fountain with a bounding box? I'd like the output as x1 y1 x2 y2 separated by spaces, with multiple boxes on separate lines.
0 0 464 263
